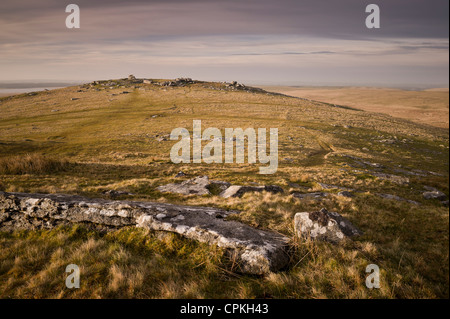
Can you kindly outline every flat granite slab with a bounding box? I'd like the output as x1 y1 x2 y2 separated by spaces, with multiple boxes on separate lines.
0 191 290 275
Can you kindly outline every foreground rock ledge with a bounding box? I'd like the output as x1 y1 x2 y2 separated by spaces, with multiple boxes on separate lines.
0 191 290 275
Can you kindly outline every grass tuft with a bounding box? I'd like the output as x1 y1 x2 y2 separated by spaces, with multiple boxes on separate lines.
0 154 69 175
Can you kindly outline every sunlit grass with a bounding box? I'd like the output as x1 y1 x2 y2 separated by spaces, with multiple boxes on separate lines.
0 80 448 298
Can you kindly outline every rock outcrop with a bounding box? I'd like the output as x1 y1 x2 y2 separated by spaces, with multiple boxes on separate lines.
423 190 447 201
292 192 328 200
219 185 283 198
157 176 283 198
0 191 290 275
377 193 420 205
294 208 362 243
156 176 230 196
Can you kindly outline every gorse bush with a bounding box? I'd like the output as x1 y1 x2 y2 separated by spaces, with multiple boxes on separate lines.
0 154 69 175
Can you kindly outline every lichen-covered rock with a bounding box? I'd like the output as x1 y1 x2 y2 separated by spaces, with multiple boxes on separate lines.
372 173 410 185
0 191 290 275
377 193 420 205
337 191 354 198
157 176 230 196
292 192 327 200
136 211 289 275
157 176 283 199
294 208 362 243
423 191 447 201
220 185 283 198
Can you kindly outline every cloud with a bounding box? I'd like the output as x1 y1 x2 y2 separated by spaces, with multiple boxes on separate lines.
0 0 448 86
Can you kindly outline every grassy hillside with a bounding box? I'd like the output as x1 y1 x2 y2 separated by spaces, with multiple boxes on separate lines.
0 79 448 298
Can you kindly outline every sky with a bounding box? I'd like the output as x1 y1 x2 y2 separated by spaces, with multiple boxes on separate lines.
0 0 448 87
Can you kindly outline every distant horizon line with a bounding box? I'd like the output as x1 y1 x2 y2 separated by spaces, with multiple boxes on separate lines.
0 78 448 91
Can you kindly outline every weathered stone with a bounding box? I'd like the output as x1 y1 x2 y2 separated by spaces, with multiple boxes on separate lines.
292 192 327 200
175 171 186 178
372 173 410 185
377 193 420 205
264 185 284 194
157 176 216 195
0 191 290 274
156 134 170 142
393 168 427 177
0 192 138 230
220 185 283 198
157 176 281 198
318 183 353 191
423 191 447 201
337 191 354 198
102 190 134 198
294 208 362 243
208 180 232 194
136 211 289 275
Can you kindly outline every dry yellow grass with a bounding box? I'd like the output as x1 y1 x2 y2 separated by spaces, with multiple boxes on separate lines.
0 79 448 299
261 86 449 129
0 154 68 175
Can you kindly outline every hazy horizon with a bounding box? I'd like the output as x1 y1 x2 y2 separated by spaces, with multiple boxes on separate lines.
0 79 448 91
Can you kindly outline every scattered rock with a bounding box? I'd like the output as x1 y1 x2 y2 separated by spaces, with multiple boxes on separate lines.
136 211 289 275
317 183 353 191
175 171 186 178
219 185 283 198
294 208 362 243
393 168 427 177
159 78 195 87
337 191 354 198
427 171 445 177
102 190 134 198
158 176 284 199
372 173 410 185
0 191 289 275
292 192 327 200
423 191 447 201
157 176 212 195
364 162 384 168
156 134 170 142
157 176 230 196
378 139 396 144
377 193 419 205
264 185 284 194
